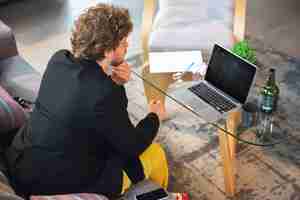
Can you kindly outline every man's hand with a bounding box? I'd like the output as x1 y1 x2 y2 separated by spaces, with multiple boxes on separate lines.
111 62 131 85
149 100 167 121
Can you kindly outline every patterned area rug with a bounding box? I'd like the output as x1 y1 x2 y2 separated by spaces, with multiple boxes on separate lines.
125 38 300 200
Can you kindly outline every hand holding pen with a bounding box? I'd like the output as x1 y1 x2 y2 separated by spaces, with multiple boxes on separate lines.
172 62 208 83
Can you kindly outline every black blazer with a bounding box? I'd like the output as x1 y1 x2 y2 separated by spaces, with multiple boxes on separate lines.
6 50 159 198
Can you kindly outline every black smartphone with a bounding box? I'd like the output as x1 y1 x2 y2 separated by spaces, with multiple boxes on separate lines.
135 188 168 200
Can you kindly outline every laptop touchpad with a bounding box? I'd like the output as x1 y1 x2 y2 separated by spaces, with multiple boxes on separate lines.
172 87 209 112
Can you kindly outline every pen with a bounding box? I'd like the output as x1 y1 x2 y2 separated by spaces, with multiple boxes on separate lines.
185 62 195 72
173 62 196 82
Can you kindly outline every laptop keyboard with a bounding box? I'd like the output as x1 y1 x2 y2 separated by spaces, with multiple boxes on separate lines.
188 82 237 113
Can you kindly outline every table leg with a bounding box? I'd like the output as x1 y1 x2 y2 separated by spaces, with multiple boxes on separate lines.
218 111 241 197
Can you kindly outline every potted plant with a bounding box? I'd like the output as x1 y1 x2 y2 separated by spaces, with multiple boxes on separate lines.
231 40 257 64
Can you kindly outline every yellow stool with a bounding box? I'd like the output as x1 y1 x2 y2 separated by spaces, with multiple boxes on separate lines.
122 143 169 193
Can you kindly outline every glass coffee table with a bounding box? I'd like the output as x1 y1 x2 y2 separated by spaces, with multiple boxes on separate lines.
128 54 288 197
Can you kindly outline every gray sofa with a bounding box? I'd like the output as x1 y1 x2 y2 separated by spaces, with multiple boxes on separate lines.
0 19 41 198
0 0 12 4
0 20 41 103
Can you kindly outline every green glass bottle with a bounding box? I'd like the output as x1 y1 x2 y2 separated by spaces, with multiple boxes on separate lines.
260 68 280 113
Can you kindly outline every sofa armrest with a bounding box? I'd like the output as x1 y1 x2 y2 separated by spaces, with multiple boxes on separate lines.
0 20 18 60
0 56 41 102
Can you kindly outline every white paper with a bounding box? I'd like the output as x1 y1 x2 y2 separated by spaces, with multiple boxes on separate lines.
149 50 204 73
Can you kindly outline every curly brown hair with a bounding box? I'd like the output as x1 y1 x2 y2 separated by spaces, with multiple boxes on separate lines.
71 4 133 60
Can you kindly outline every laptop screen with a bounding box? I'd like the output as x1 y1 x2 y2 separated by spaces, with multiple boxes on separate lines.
205 44 256 104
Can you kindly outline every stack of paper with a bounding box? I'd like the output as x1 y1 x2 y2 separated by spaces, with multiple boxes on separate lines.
149 50 205 73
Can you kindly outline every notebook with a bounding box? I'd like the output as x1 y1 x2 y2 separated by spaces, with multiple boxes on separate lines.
149 50 204 73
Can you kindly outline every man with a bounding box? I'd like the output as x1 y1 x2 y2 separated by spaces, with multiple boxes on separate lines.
6 4 168 198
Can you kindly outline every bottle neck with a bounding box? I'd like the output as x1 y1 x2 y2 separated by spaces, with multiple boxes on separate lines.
267 69 276 86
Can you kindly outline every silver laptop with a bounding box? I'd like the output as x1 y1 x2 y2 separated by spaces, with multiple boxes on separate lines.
172 44 257 122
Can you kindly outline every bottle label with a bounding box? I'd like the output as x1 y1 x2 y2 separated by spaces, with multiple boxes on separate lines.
261 95 273 112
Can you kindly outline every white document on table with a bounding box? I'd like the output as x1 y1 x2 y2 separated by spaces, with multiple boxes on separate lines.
149 50 204 73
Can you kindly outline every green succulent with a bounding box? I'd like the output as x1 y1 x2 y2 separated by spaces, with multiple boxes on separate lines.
231 40 257 64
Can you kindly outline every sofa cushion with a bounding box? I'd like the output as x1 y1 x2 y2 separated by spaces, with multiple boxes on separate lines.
0 85 26 135
0 56 41 102
0 193 23 200
30 193 109 200
0 20 18 59
149 0 235 60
